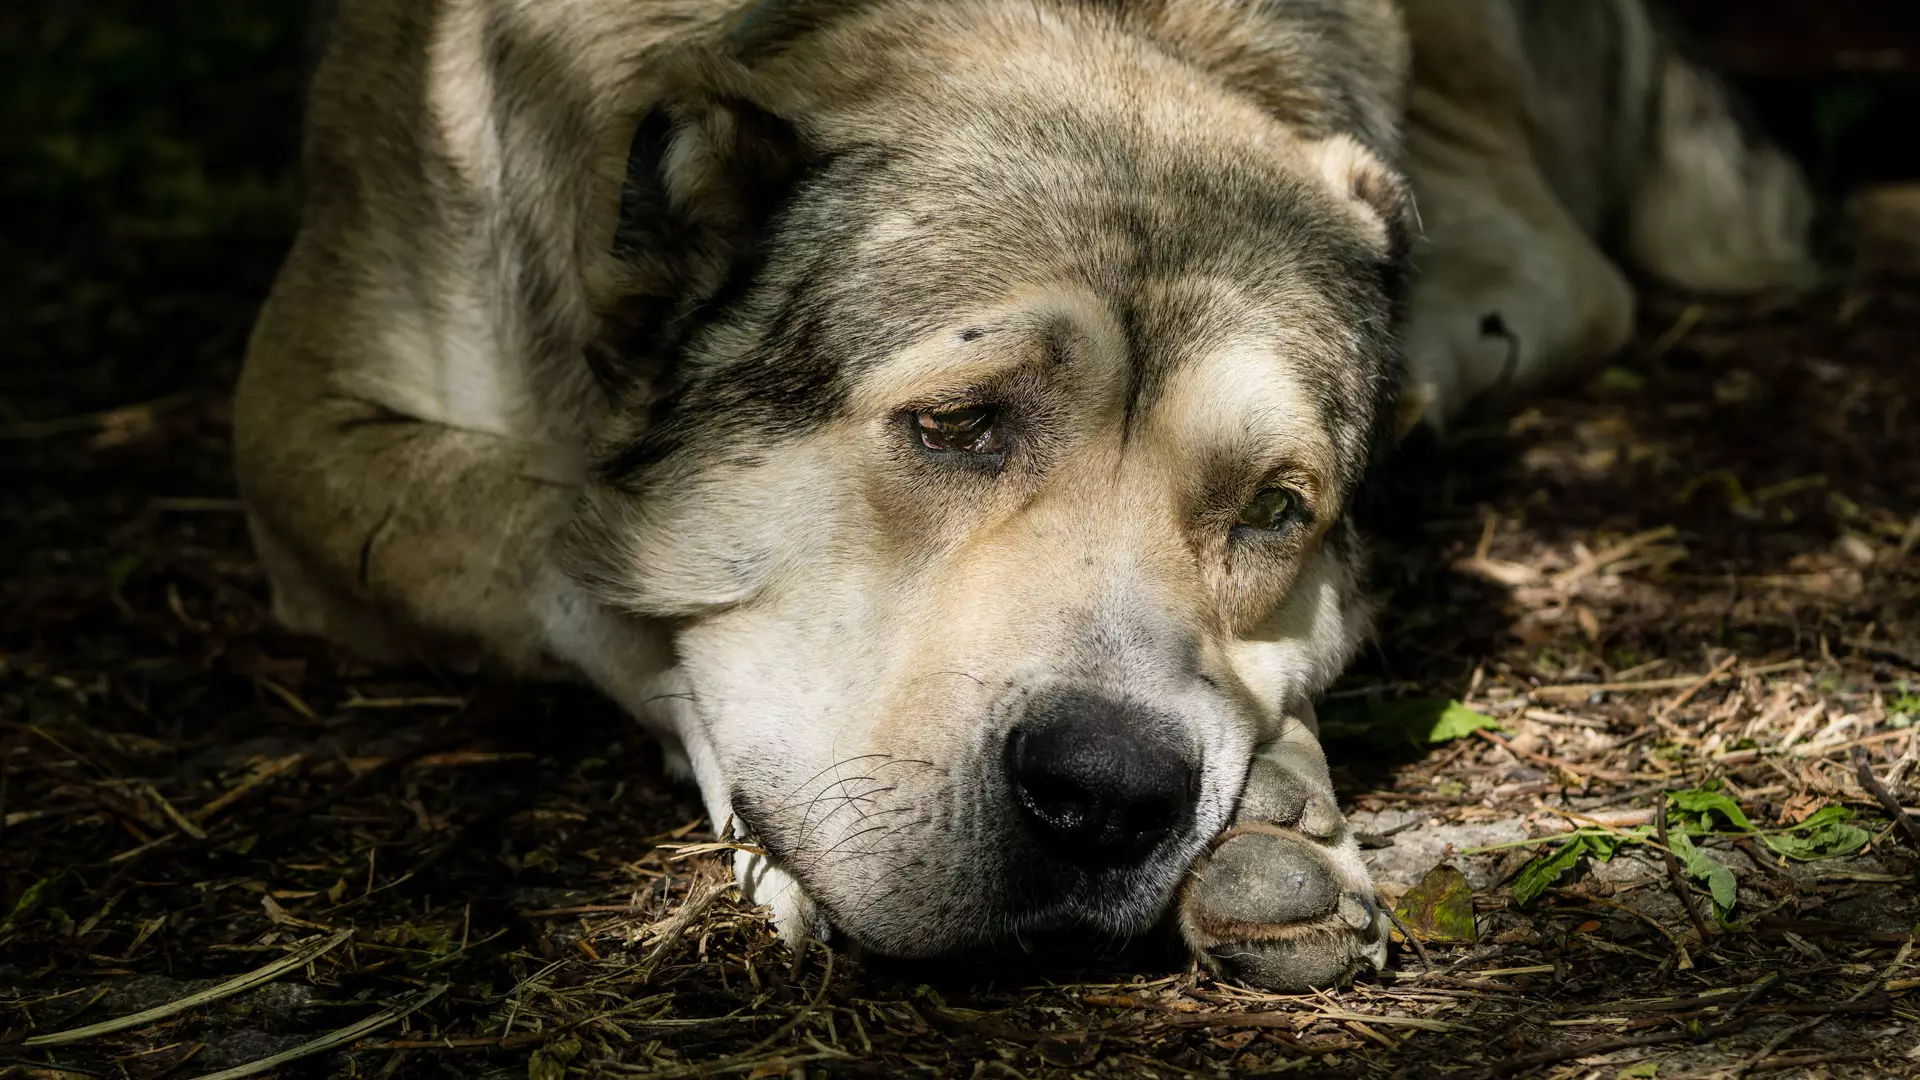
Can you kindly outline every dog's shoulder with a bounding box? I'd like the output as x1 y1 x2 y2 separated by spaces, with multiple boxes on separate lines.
252 0 731 448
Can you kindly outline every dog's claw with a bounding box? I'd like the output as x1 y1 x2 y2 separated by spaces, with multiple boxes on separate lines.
1298 791 1343 840
1179 737 1387 992
1337 891 1377 931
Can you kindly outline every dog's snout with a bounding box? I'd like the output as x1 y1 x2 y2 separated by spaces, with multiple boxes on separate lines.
1006 695 1196 867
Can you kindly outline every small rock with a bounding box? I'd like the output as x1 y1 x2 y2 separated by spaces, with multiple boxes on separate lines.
1348 810 1530 892
241 982 315 1020
194 1030 313 1071
1836 533 1878 567
99 975 219 1017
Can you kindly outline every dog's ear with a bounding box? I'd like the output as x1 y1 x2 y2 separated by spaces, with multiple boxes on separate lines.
1303 133 1413 266
1299 133 1418 479
585 60 815 390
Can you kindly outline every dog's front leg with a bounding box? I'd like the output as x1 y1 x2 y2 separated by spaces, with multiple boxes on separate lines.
1179 706 1387 990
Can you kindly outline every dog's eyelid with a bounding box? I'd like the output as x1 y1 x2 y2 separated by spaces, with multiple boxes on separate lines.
1247 462 1324 514
902 400 1008 458
908 396 995 416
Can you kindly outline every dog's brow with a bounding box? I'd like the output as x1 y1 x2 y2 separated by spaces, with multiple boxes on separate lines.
1148 337 1339 500
846 304 1106 412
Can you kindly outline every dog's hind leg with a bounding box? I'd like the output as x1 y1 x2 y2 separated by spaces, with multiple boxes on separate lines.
1620 53 1817 296
1397 132 1638 431
1396 0 1818 430
1395 0 1640 430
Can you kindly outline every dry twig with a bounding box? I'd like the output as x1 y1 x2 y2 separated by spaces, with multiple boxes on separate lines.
1654 795 1715 949
1854 745 1920 850
23 930 354 1047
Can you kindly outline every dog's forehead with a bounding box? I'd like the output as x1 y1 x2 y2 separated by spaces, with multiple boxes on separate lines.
819 153 1385 479
1142 301 1346 482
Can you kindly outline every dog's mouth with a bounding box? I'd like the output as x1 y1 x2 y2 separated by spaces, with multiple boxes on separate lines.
807 878 1183 958
745 813 1199 958
717 688 1230 958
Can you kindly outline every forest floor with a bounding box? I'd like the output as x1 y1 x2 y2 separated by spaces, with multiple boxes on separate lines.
4 6 1919 1079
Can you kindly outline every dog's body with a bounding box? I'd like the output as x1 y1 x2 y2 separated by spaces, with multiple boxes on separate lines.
236 0 1812 989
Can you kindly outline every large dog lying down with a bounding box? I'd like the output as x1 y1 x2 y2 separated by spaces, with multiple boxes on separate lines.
236 0 1813 990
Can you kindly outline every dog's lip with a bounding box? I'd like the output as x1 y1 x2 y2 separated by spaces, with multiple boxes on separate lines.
735 769 1218 954
773 846 1178 957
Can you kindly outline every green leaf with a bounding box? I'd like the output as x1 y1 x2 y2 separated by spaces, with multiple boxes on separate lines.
1511 838 1586 906
1426 701 1502 744
1761 806 1871 861
1592 367 1646 394
1394 862 1476 943
1668 789 1753 833
1586 826 1652 862
106 552 142 593
1615 1061 1659 1079
1792 805 1853 830
1668 832 1737 915
1317 698 1502 748
4 875 64 929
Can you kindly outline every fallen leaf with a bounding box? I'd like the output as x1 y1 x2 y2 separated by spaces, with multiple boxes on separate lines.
1394 862 1475 942
1668 832 1738 915
1511 838 1586 906
1427 701 1503 744
1317 698 1504 748
1668 788 1754 832
1761 805 1871 861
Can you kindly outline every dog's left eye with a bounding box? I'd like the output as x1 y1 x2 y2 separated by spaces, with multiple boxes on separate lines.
914 406 1004 454
1235 487 1309 533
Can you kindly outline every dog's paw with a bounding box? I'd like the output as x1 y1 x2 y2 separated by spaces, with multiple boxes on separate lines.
1178 742 1387 991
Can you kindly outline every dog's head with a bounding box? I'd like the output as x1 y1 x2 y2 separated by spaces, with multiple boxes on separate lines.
571 0 1411 956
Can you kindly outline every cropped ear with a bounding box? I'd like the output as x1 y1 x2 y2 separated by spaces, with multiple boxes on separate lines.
1303 133 1415 266
585 58 815 389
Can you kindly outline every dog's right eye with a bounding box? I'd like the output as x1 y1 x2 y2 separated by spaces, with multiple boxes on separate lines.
1234 486 1311 535
913 406 1004 454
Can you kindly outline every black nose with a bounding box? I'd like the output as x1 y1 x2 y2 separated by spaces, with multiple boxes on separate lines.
1006 694 1196 867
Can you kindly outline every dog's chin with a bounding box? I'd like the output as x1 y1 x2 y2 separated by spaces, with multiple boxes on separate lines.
800 855 1188 960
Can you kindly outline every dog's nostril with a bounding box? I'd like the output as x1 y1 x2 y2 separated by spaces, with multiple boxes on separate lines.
1017 774 1097 831
1006 698 1196 868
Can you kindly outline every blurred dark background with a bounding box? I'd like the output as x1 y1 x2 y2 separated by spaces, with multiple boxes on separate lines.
3 1 1919 259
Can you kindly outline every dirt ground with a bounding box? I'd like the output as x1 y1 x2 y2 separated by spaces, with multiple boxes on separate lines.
4 6 1919 1079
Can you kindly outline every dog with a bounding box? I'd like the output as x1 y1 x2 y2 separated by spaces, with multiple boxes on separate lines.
233 0 1813 991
